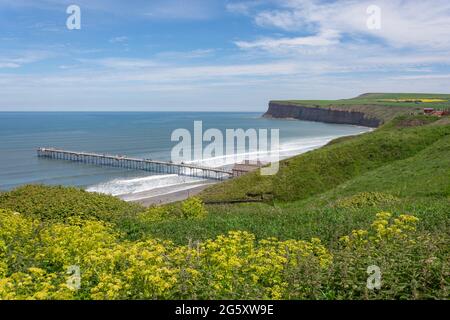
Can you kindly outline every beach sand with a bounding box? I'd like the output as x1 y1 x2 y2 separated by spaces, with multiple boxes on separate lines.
118 181 216 207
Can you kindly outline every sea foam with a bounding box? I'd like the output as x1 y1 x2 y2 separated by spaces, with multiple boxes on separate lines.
87 133 366 198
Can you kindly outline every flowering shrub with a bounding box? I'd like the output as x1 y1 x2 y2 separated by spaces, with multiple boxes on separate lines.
0 208 447 300
0 239 7 277
85 239 180 299
138 206 169 223
339 212 419 245
0 268 74 300
0 185 143 222
0 208 329 299
330 212 448 299
189 232 332 299
137 197 207 223
181 197 207 219
335 192 399 209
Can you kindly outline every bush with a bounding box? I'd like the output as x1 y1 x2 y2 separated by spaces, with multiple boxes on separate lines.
0 239 7 278
328 212 449 299
0 185 144 223
181 197 207 219
334 192 399 209
1 209 447 300
0 208 329 299
137 206 169 223
137 198 207 223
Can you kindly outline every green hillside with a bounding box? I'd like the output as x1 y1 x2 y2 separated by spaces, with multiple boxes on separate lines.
0 114 449 300
200 115 449 203
132 115 449 241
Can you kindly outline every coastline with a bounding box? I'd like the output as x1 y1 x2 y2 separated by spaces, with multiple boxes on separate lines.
118 124 372 207
264 102 382 127
121 182 214 206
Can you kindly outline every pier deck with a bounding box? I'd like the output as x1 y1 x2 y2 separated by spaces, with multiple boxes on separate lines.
37 148 233 181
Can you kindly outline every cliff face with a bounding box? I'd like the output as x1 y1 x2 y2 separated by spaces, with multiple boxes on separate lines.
263 102 381 128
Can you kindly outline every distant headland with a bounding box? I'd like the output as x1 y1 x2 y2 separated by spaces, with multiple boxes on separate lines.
263 93 450 127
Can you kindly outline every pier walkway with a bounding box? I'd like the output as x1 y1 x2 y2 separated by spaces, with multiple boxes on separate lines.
37 148 233 181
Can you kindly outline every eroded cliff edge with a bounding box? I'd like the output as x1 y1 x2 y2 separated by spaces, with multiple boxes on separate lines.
263 102 382 127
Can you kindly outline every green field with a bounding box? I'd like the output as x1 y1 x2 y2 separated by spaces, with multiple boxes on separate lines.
0 112 449 300
274 92 450 108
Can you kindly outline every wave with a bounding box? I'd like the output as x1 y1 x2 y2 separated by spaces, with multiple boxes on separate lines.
86 173 205 196
87 130 370 198
186 134 352 168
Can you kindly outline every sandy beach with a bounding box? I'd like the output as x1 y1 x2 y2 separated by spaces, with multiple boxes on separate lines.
114 128 372 207
118 181 217 206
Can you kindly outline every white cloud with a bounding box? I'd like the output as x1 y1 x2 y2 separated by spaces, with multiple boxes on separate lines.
92 58 159 69
0 62 20 68
235 29 340 51
0 51 49 69
1 0 450 110
155 49 216 60
226 2 251 14
255 10 305 30
243 0 450 50
2 65 448 111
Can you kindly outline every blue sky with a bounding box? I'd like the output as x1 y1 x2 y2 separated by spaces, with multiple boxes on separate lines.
1 0 450 111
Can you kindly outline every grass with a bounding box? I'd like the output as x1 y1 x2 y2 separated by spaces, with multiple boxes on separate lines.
0 184 143 223
270 93 450 123
200 115 450 203
274 92 450 108
122 115 450 248
1 113 449 299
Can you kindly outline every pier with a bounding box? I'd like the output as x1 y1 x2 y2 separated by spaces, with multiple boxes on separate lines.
37 148 233 181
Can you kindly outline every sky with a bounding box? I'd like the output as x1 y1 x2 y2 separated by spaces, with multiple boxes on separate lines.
0 0 450 111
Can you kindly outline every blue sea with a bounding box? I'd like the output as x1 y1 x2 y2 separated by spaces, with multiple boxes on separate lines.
0 112 370 199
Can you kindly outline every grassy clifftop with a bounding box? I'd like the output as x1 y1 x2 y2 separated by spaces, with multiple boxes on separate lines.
268 93 450 124
274 92 450 107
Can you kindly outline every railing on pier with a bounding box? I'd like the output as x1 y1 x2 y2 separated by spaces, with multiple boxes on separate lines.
37 148 233 181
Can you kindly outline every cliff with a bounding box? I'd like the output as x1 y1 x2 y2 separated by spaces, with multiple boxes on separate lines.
263 102 382 127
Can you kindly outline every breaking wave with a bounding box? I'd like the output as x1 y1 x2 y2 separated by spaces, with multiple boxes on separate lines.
87 129 370 198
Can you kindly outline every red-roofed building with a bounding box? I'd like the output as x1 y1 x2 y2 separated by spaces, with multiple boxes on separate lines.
423 108 449 117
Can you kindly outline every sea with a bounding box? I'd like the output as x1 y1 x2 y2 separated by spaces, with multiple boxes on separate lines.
0 112 371 200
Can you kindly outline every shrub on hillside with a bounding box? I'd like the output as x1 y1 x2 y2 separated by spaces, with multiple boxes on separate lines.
0 208 329 299
334 192 399 209
0 185 144 222
138 206 169 223
137 197 207 223
328 212 448 299
0 208 447 300
181 197 207 219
